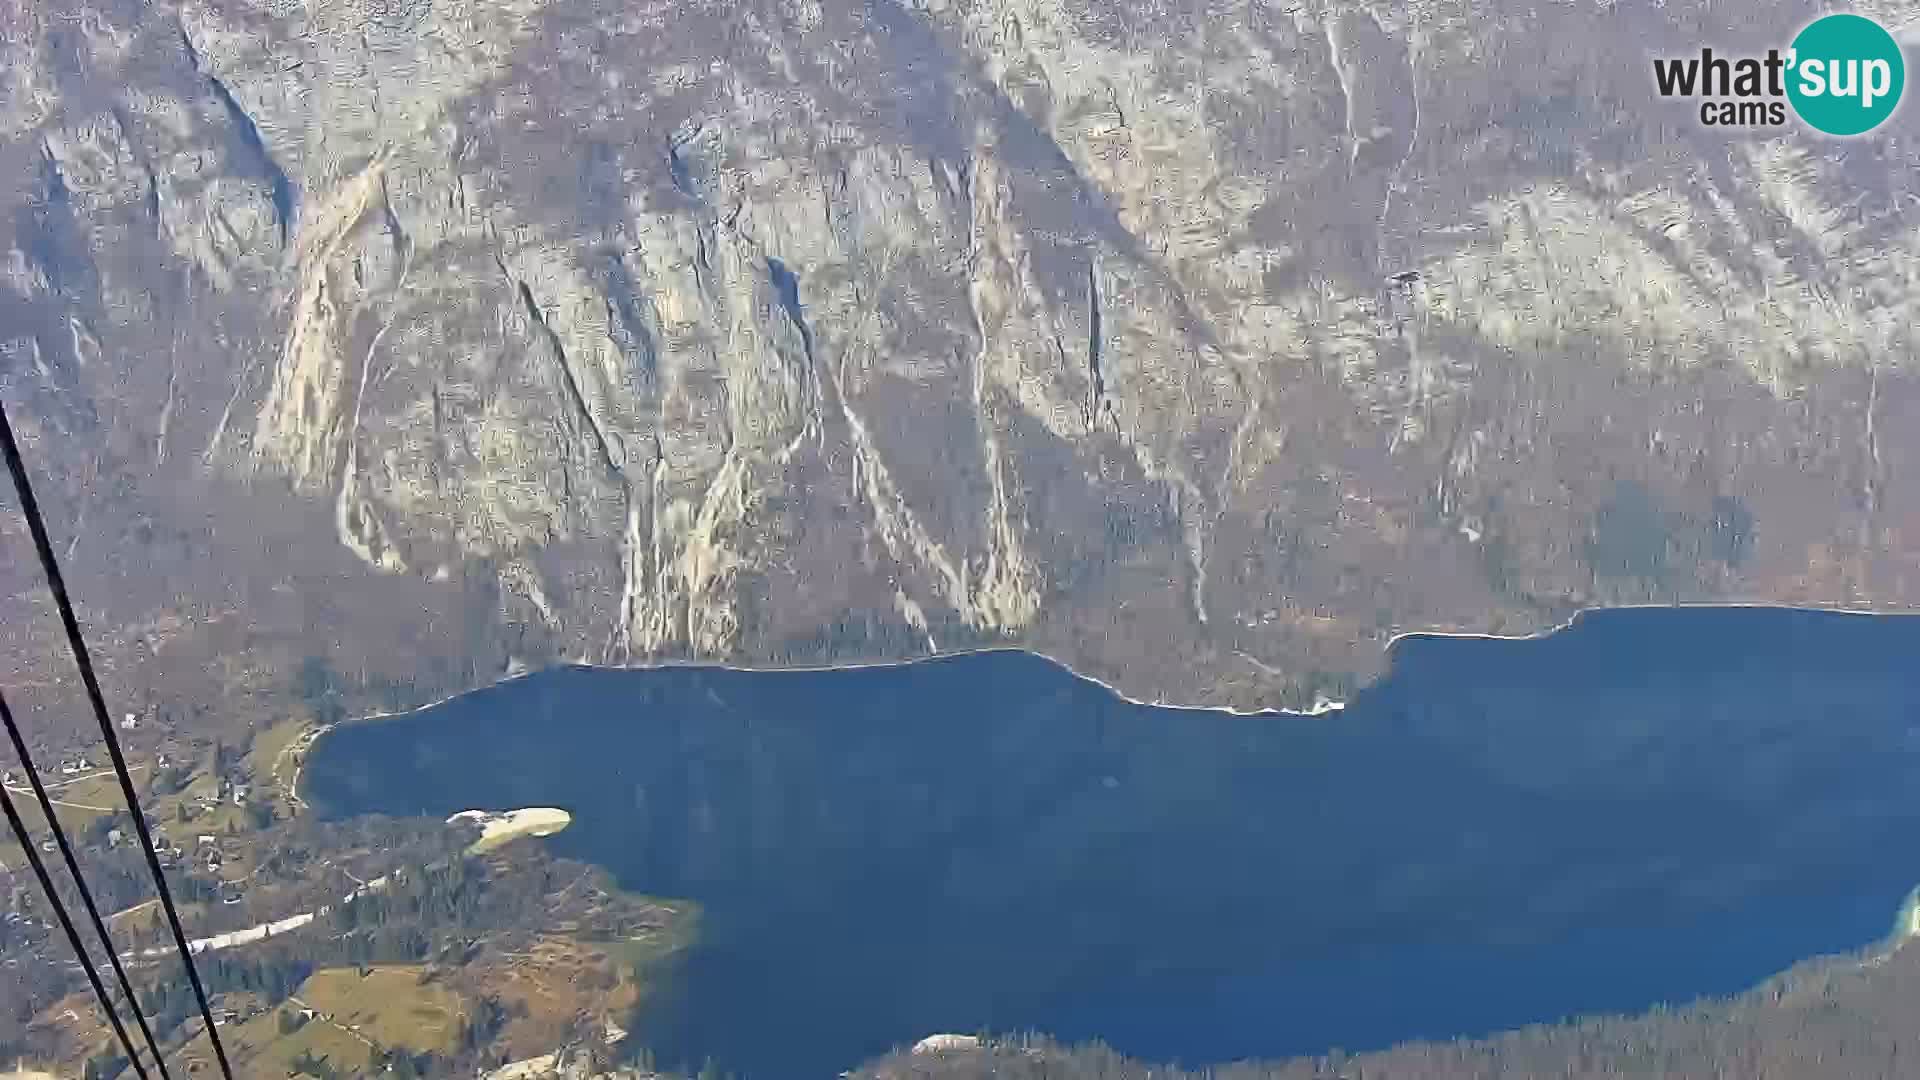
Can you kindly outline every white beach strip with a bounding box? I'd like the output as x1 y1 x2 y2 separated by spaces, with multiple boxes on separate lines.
448 807 573 853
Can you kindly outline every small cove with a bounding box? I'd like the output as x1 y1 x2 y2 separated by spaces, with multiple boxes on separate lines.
302 607 1920 1078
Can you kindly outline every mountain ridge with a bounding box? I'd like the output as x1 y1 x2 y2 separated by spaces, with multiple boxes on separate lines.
3 0 1918 718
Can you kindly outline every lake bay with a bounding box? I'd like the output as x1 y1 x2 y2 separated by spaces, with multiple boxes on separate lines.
303 608 1920 1078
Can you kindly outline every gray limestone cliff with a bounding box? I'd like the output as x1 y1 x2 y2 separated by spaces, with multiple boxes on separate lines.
3 0 1919 712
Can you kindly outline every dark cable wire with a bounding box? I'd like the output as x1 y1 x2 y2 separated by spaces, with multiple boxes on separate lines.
1 690 172 1077
0 761 151 1080
0 402 237 1080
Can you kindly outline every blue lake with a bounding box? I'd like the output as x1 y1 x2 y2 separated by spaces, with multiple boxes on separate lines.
303 607 1920 1077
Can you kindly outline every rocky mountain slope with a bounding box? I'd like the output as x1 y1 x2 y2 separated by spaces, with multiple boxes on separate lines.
3 0 1918 712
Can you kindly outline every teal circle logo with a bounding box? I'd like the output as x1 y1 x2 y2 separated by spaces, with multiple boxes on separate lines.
1787 14 1905 135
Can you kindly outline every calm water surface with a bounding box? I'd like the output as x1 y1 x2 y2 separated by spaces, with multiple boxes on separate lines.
304 608 1920 1078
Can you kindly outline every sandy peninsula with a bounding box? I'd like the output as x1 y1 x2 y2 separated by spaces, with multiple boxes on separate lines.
447 807 573 853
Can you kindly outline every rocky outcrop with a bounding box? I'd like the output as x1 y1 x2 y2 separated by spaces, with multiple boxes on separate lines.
3 0 1919 711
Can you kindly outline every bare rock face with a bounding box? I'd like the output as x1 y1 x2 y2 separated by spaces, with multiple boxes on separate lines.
3 0 1919 711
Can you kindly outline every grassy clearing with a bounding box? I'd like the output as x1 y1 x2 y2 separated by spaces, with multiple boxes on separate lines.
221 965 469 1077
0 775 116 870
225 1003 375 1078
297 965 469 1053
244 716 311 808
1 770 123 843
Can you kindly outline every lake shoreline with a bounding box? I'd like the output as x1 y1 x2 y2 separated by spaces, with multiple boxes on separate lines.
297 608 1920 1078
307 600 1920 768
